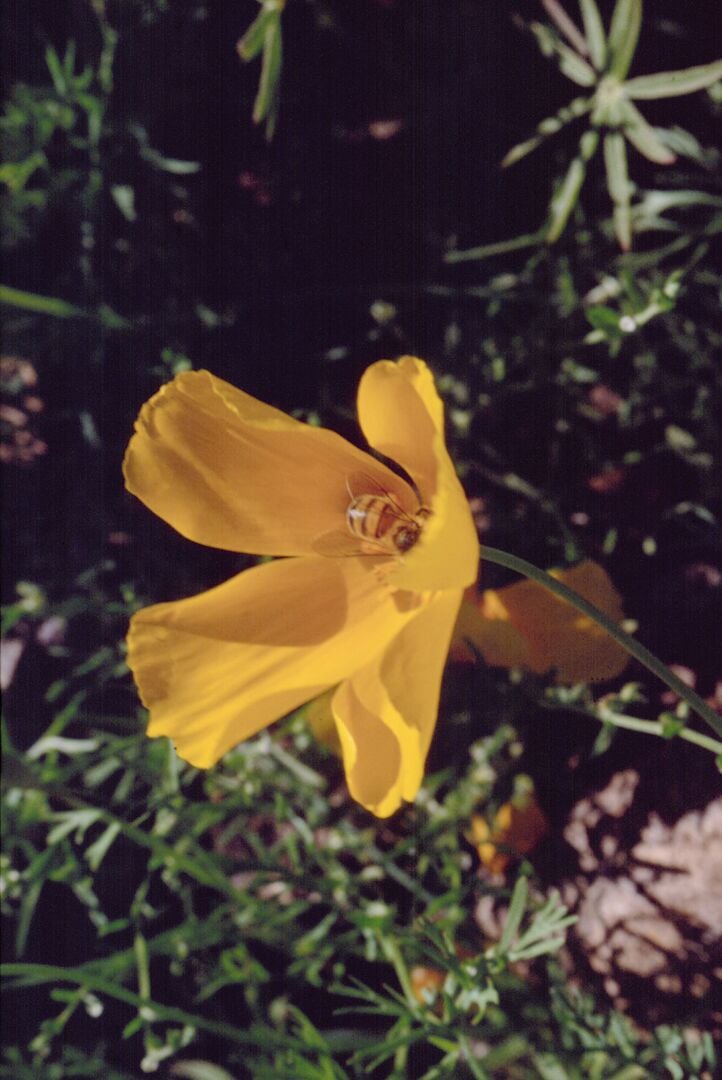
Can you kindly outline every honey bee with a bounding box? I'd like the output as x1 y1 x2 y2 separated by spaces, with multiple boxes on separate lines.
313 472 431 558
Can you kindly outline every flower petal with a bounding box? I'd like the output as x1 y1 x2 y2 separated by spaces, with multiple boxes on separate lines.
332 588 462 817
128 556 419 768
470 794 549 875
357 357 443 495
461 560 629 683
124 369 415 556
453 589 531 669
357 358 479 591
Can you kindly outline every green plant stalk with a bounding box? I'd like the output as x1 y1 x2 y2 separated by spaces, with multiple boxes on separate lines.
541 700 722 755
480 545 722 739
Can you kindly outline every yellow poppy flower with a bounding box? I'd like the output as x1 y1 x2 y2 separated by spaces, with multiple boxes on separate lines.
124 357 479 817
453 560 629 683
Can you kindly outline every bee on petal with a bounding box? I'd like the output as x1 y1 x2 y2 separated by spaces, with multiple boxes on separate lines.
313 471 431 558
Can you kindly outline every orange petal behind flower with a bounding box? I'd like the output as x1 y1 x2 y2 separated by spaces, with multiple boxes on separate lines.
452 588 530 668
410 965 446 1006
470 793 549 875
455 560 629 684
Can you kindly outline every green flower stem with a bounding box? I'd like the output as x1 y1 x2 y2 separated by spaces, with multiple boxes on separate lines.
542 700 722 755
480 545 722 740
597 706 722 754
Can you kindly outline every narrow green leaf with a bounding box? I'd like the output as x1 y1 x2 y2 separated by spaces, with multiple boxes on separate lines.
253 15 283 139
444 231 544 264
624 59 722 99
604 131 629 205
636 189 722 216
533 1053 570 1080
529 21 596 86
608 0 642 80
604 131 632 249
541 1 589 58
139 147 201 174
45 45 66 96
77 91 104 146
557 42 597 87
620 100 676 164
501 133 547 168
498 876 528 952
586 305 621 332
237 8 272 62
510 936 566 960
501 96 592 167
85 822 122 872
62 40 77 81
579 0 606 70
15 848 56 958
111 184 137 222
134 932 151 1001
545 128 599 244
171 1063 238 1080
0 284 84 318
652 125 716 166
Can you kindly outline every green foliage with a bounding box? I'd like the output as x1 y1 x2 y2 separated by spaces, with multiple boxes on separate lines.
1 29 116 248
452 0 722 253
4 691 719 1076
237 0 287 140
2 2 721 1077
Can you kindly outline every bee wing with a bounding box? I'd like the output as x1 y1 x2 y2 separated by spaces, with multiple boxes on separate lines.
311 530 367 557
346 470 412 513
346 470 393 500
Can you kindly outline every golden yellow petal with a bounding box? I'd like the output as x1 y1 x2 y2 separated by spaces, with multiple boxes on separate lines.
332 588 462 817
357 357 443 496
123 369 415 556
481 560 629 683
128 556 418 768
357 358 479 591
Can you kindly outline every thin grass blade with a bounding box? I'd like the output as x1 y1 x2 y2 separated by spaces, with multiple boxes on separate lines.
579 0 607 70
253 14 283 139
501 95 592 168
529 21 597 86
604 131 633 249
444 231 544 264
237 7 272 61
545 128 599 243
620 100 676 164
541 1 589 57
0 284 84 318
624 59 722 99
498 876 529 953
608 0 642 80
